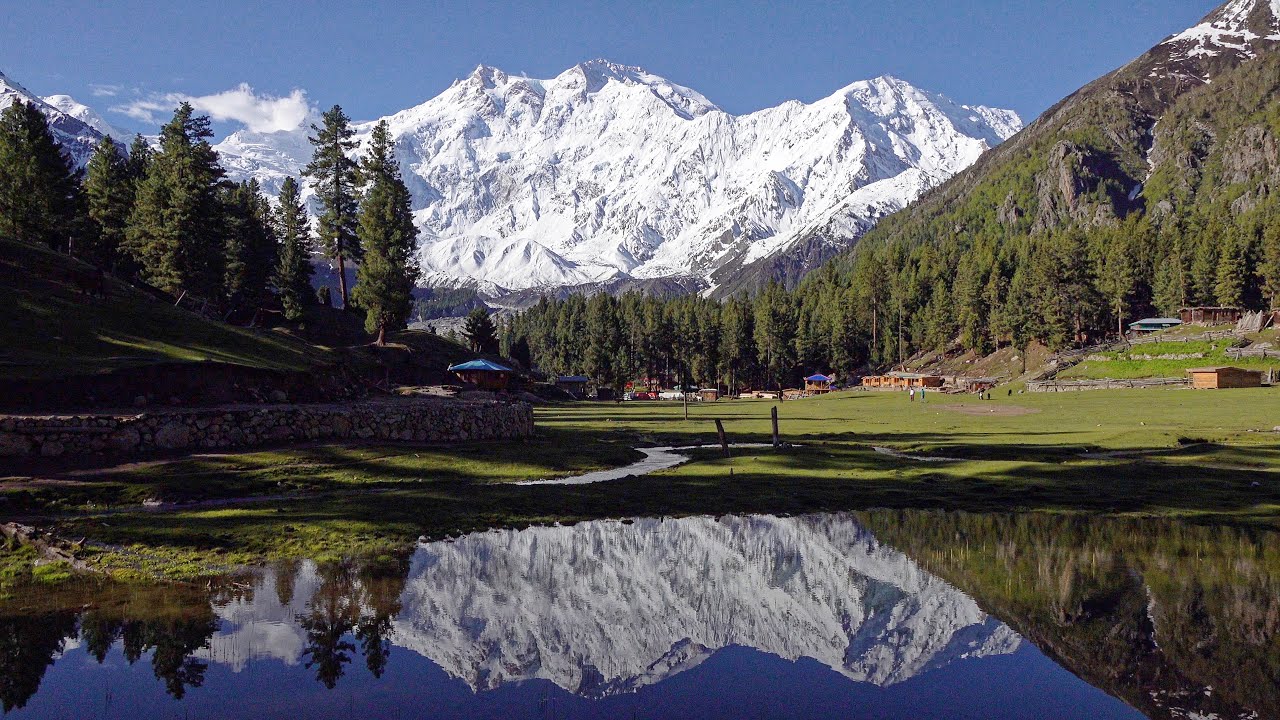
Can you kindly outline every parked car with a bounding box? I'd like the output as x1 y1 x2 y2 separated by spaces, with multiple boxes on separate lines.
631 391 656 400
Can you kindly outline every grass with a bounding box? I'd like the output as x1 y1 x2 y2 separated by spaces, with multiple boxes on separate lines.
1060 334 1280 380
0 238 331 380
5 386 1280 584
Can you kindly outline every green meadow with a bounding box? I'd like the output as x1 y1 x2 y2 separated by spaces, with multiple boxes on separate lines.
5 386 1279 583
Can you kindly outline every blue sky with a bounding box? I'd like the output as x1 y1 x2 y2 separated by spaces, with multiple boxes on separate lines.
3 0 1217 138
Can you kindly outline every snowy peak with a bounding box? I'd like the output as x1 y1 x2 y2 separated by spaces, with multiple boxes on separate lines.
0 70 105 166
41 94 132 142
202 59 1020 295
1154 0 1280 72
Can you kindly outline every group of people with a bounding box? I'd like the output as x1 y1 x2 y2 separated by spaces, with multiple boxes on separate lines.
907 387 927 403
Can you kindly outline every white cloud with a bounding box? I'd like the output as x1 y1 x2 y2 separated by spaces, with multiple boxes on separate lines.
112 84 312 133
89 83 121 97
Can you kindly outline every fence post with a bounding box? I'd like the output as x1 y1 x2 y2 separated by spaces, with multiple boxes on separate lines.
771 406 780 449
715 419 729 458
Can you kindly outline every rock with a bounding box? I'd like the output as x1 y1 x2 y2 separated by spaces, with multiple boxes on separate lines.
40 440 65 458
153 421 191 450
106 427 140 453
133 395 148 408
268 390 288 403
0 432 33 457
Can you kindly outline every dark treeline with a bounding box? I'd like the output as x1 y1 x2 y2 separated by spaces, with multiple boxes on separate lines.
0 99 419 344
500 282 862 391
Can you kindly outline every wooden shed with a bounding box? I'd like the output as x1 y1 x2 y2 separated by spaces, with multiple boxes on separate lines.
698 388 721 401
1129 317 1182 334
449 359 513 391
1180 307 1243 325
1186 366 1262 389
554 375 590 399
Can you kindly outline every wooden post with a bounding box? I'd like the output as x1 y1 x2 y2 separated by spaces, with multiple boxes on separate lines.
715 419 729 458
771 406 780 449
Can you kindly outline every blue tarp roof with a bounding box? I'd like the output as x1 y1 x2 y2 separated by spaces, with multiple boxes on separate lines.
448 359 512 372
805 374 833 382
556 376 590 383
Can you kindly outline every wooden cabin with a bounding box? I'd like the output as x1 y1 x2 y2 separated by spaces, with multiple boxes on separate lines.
554 375 590 399
1186 366 1262 389
448 359 513 391
698 388 721 401
1180 307 1243 326
804 374 834 394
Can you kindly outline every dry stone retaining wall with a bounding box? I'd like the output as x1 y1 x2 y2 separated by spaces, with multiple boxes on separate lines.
0 398 533 459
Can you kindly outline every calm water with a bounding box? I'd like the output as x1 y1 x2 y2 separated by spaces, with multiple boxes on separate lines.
3 512 1277 719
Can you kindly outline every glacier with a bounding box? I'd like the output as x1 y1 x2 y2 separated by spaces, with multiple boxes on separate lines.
212 60 1021 295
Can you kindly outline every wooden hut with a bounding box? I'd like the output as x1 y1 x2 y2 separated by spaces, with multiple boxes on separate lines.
698 388 721 401
448 359 513 391
1186 366 1262 389
554 375 590 398
888 372 944 388
1180 307 1243 325
804 374 834 394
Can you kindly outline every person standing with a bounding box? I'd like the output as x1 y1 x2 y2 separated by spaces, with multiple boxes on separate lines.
920 386 926 403
909 387 915 402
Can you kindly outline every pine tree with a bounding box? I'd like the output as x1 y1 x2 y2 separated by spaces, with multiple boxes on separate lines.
82 135 132 269
463 307 499 354
125 103 226 300
0 100 82 251
273 176 315 321
351 121 419 344
1096 233 1135 340
1214 230 1246 308
221 179 277 318
753 281 795 391
1260 222 1280 310
304 105 362 310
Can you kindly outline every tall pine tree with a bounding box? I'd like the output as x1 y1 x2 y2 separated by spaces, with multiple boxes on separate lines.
221 179 277 318
273 176 316 321
82 136 132 270
0 100 82 252
304 105 361 310
351 121 419 345
125 103 225 300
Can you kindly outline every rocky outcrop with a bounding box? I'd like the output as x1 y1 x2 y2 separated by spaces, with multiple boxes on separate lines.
0 398 533 459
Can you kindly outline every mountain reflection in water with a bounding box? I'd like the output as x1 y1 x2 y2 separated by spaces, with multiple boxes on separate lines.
1 512 1275 719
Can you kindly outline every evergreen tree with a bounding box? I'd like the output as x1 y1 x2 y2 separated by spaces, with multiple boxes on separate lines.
0 100 82 252
753 281 795 391
304 105 362 310
463 307 499 354
585 293 620 385
273 176 315 321
221 179 277 318
1260 222 1280 310
1096 233 1135 340
82 135 132 269
1214 230 1247 308
351 121 419 344
125 103 226 300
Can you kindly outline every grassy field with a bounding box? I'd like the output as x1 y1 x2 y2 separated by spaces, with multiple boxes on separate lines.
0 238 331 380
4 385 1279 583
1060 338 1280 380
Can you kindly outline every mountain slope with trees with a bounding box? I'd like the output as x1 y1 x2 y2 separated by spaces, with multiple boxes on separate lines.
796 0 1280 366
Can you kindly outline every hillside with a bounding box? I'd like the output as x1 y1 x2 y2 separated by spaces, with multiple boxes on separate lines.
800 0 1280 365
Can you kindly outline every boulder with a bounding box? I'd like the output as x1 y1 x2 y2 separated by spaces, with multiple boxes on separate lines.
153 421 191 450
0 432 32 457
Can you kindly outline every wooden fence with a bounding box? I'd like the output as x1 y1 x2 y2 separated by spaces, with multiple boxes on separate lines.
1027 377 1190 393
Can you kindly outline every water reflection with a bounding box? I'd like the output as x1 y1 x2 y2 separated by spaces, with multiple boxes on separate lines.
1 512 1276 719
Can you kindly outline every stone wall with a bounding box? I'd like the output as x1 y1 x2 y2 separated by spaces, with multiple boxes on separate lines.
0 398 533 459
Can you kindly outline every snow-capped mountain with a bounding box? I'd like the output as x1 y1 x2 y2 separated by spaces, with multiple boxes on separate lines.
0 71 106 166
213 60 1021 295
40 93 133 144
1154 0 1280 73
203 514 1020 696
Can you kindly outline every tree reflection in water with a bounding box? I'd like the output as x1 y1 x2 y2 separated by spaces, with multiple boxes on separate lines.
860 511 1280 720
0 513 1276 718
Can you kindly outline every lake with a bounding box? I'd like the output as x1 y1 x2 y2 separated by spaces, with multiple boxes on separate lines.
2 511 1276 719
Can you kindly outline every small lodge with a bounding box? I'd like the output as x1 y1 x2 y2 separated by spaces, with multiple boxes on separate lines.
861 371 944 390
1180 307 1243 326
555 375 591 399
1129 317 1182 334
698 388 721 402
805 374 834 394
1186 366 1263 389
448 359 513 391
